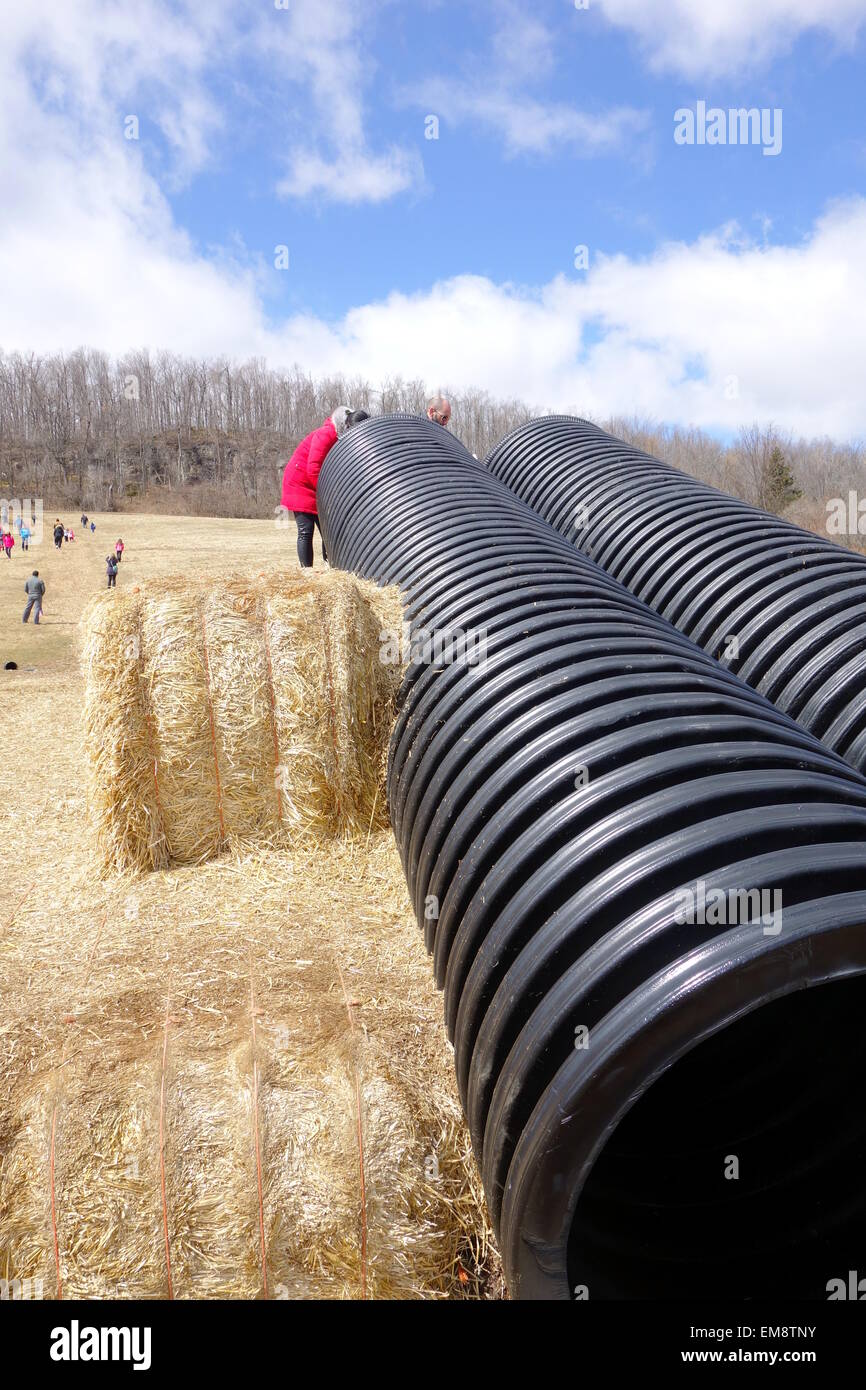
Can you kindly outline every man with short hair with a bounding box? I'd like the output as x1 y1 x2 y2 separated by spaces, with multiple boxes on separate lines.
23 571 45 624
426 394 451 428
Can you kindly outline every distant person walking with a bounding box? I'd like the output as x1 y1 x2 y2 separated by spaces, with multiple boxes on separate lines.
68 527 75 542
53 520 64 549
106 554 118 588
90 520 96 534
280 406 368 568
20 522 31 551
22 571 45 624
114 538 124 563
1 530 14 559
81 513 88 529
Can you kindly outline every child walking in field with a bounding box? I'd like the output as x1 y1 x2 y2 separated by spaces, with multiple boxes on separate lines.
115 538 124 563
2 530 14 559
106 554 118 589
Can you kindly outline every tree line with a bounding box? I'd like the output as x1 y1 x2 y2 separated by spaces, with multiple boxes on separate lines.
0 349 534 517
0 348 864 549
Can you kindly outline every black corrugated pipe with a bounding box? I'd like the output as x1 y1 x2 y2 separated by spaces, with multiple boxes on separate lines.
485 415 866 776
318 414 866 1300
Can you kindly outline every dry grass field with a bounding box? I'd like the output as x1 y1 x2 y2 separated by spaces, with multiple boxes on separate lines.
0 513 502 1300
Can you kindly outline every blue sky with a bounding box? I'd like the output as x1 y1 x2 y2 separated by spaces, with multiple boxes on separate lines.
167 4 863 308
3 0 866 436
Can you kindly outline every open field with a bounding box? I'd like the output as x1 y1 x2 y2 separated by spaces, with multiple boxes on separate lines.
0 513 502 1300
1 513 306 672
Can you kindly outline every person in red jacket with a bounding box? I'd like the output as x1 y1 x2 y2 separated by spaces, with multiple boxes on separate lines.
280 406 367 567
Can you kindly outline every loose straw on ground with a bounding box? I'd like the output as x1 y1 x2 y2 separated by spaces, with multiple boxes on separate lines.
337 958 368 1299
48 908 107 1300
159 977 174 1300
4 885 32 931
248 947 268 1299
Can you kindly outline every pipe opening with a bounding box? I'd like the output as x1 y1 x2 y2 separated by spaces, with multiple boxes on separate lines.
567 973 866 1299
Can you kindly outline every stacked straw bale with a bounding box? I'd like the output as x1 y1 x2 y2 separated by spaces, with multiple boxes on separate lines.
0 838 503 1299
80 571 405 873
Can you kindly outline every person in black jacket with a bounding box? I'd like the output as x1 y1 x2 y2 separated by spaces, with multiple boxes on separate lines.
53 520 64 549
106 554 118 589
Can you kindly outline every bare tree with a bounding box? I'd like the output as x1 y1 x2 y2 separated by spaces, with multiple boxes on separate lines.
2 347 865 540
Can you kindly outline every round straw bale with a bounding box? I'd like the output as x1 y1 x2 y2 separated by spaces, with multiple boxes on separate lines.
141 584 225 866
80 571 405 873
81 590 170 874
266 577 400 837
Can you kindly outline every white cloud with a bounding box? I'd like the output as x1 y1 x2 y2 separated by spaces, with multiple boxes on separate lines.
489 1 557 83
409 81 648 156
252 201 866 438
399 0 649 160
597 0 866 78
263 0 422 203
0 0 420 208
4 0 866 440
0 0 266 355
276 146 422 204
8 142 866 439
0 0 235 183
